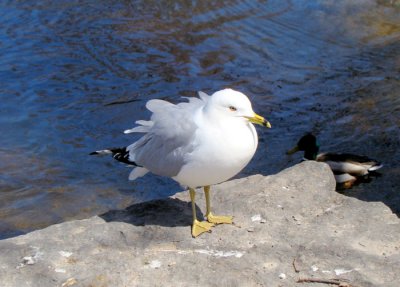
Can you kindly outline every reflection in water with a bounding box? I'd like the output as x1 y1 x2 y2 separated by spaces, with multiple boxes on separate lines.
0 0 399 238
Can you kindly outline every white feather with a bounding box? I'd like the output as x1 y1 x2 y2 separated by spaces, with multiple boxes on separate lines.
129 167 149 180
124 120 154 134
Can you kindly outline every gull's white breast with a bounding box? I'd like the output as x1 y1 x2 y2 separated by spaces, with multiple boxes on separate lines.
173 116 258 188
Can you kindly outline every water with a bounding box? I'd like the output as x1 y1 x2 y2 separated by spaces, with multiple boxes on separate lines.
0 0 399 239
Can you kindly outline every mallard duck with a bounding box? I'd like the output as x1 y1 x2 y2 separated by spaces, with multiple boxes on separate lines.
287 133 383 188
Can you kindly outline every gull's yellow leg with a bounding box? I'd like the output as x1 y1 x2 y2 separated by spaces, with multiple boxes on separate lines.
189 188 214 237
204 186 233 224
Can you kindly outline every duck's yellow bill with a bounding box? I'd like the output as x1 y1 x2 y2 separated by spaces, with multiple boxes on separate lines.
286 146 300 155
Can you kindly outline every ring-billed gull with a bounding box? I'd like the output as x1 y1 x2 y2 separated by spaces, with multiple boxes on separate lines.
91 88 271 237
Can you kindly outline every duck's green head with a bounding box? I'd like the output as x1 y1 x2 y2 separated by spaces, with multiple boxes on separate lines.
287 133 320 160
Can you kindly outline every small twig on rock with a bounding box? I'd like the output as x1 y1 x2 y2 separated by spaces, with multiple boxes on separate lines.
232 222 241 228
292 258 300 273
297 278 355 287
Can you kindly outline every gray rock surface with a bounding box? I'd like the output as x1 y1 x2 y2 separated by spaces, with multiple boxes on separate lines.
0 161 399 287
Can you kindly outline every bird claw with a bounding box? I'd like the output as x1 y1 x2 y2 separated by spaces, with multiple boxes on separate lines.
206 212 233 225
191 220 214 238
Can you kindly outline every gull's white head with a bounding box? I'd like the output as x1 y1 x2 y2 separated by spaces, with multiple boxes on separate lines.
206 88 271 128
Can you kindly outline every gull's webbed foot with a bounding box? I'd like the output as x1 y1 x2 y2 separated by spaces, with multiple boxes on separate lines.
192 219 215 238
206 212 233 225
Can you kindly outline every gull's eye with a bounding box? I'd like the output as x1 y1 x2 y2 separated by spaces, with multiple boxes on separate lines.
229 106 237 111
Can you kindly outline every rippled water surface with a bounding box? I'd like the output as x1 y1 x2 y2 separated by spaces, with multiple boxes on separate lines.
1 0 399 238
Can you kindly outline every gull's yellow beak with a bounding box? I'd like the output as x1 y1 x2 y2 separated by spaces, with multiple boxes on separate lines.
247 113 271 128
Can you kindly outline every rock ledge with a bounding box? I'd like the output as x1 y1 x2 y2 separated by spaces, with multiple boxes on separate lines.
0 161 399 287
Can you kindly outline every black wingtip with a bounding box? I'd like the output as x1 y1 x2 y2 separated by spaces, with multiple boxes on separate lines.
89 147 140 166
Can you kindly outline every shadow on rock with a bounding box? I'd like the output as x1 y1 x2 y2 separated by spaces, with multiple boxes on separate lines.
100 197 202 228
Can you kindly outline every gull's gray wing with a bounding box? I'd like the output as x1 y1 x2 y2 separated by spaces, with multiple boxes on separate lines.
126 94 208 177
